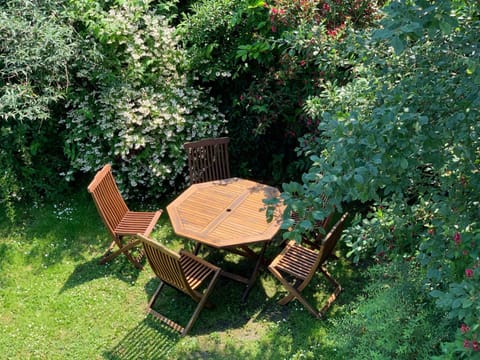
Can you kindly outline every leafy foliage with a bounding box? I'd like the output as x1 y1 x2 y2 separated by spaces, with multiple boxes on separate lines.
278 1 480 357
63 0 226 199
0 0 77 218
178 0 383 181
327 261 453 359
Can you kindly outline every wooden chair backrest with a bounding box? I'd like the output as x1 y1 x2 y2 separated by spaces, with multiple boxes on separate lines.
291 193 333 240
138 235 192 296
87 164 129 237
184 137 230 184
317 213 349 265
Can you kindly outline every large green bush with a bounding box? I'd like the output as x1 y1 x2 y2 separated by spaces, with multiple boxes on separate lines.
278 1 479 357
0 0 77 218
64 1 226 199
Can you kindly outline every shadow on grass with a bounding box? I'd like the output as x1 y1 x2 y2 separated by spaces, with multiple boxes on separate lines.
142 273 270 337
172 254 370 359
19 189 172 269
101 274 273 359
59 254 144 293
103 315 180 360
0 242 8 272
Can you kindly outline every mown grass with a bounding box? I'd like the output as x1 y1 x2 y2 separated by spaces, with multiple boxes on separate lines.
0 189 450 359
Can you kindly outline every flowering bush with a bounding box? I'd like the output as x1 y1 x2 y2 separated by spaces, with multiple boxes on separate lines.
63 1 225 199
267 0 380 33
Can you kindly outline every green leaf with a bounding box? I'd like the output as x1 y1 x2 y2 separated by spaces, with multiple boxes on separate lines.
438 21 451 34
452 298 462 309
372 29 394 40
247 0 265 9
462 299 473 308
354 173 364 184
299 220 313 231
391 36 405 55
430 290 443 298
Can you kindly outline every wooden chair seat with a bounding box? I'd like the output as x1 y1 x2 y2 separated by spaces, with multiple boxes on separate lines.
138 234 221 336
115 211 160 235
275 243 318 280
179 253 217 290
88 164 162 268
269 213 348 318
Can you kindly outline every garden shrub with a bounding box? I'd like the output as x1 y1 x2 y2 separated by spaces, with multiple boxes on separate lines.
63 0 226 199
0 0 77 218
327 261 453 359
278 1 479 357
178 0 383 181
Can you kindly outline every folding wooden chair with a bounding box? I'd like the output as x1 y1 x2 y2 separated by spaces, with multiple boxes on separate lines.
184 137 230 185
137 234 221 336
87 164 162 269
268 213 348 318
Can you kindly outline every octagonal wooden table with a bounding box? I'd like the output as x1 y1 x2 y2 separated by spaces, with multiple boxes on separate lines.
167 177 285 301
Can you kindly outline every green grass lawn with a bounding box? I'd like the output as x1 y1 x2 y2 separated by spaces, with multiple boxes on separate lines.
0 190 451 359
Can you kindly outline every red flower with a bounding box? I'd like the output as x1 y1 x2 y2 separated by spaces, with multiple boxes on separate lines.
454 232 461 246
271 25 276 32
299 60 306 67
461 323 470 334
464 339 471 349
473 341 479 351
323 3 330 11
327 29 337 37
465 268 474 278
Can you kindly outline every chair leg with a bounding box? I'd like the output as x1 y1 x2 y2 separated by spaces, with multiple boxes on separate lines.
318 267 342 317
147 271 221 337
278 270 314 306
147 281 187 334
99 237 143 269
148 281 165 310
193 242 202 255
277 278 304 305
181 269 221 336
269 267 321 318
274 267 342 318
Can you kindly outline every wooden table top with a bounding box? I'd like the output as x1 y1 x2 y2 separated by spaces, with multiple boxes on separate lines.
167 178 285 248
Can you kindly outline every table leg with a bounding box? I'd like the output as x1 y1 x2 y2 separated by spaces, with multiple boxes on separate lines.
241 241 269 302
193 242 202 255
